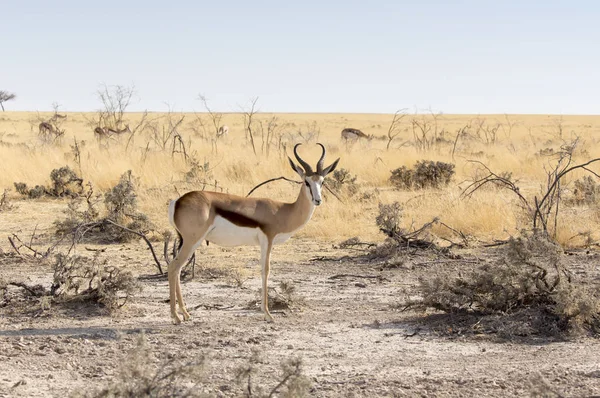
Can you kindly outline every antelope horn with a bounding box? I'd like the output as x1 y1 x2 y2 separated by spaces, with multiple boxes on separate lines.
316 143 326 175
294 143 313 174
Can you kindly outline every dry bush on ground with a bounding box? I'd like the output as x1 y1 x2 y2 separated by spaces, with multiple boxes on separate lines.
390 160 455 190
236 349 311 398
247 280 305 312
1 252 140 314
410 231 600 337
14 166 83 199
325 168 359 197
53 171 154 244
75 334 206 398
51 252 141 310
0 189 12 212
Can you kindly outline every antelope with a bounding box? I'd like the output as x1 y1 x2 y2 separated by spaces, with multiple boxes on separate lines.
341 128 372 142
217 125 229 138
107 124 131 135
167 143 339 324
94 125 131 140
39 122 54 137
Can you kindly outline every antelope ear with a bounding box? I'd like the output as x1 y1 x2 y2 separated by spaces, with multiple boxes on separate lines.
288 157 305 177
321 158 340 176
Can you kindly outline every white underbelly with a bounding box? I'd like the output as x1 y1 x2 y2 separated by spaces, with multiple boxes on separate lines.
205 216 260 247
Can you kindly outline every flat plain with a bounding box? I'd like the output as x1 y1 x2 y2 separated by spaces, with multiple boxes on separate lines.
1 111 600 397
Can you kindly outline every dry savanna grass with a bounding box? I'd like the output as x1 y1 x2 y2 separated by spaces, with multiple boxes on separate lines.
1 111 600 247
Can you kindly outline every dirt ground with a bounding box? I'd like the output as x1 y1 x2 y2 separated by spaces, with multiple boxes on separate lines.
1 200 600 398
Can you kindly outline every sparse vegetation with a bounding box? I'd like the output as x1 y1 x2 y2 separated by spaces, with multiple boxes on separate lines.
325 168 359 197
2 111 600 396
2 252 140 313
390 160 455 190
410 231 600 336
77 334 205 398
14 166 83 199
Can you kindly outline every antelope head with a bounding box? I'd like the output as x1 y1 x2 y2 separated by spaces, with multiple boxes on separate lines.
288 143 340 206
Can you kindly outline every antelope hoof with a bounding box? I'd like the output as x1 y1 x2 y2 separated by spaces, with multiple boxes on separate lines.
181 310 191 321
171 314 182 325
264 313 274 323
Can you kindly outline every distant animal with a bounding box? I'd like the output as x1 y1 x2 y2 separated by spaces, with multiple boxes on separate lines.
94 125 131 140
38 121 64 141
107 124 131 135
217 125 229 138
38 122 54 137
50 113 67 122
94 126 109 140
341 128 372 142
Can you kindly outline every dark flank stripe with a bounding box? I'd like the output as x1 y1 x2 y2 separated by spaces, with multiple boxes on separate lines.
214 207 263 229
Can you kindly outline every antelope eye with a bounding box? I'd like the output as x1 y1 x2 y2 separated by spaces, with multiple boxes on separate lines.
305 181 310 187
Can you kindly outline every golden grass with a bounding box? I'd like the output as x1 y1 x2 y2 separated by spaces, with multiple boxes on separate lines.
1 111 600 247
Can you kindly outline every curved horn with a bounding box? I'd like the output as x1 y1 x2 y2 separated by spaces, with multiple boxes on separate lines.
293 143 313 174
316 143 326 175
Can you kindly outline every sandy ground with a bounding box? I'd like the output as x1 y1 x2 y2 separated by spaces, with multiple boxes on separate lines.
1 200 600 398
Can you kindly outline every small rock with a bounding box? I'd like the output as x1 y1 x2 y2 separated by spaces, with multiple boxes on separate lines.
287 344 294 349
54 347 67 355
355 282 367 288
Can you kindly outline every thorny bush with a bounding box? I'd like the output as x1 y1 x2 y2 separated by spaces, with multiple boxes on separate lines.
14 166 83 198
411 231 600 336
390 160 455 190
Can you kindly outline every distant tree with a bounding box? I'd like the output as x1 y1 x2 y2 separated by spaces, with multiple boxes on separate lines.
0 91 16 111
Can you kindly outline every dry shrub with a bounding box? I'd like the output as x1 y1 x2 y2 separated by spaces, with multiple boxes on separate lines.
54 183 101 235
51 252 141 310
390 160 455 190
14 166 83 199
0 189 12 211
49 166 84 197
570 175 600 205
77 334 206 398
375 202 405 238
236 350 310 398
54 171 154 243
412 231 600 336
104 173 154 242
184 157 213 183
247 280 304 311
326 168 359 197
2 253 140 313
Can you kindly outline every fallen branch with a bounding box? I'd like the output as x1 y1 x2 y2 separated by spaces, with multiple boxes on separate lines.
8 282 47 297
328 274 390 282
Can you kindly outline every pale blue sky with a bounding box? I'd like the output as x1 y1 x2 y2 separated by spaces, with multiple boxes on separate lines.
2 1 599 114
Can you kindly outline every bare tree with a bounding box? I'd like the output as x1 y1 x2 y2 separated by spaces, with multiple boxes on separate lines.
463 138 600 239
0 91 16 111
257 116 287 157
385 109 407 150
242 97 259 156
197 95 223 138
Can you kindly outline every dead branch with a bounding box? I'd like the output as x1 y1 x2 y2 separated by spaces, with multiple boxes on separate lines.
246 176 301 197
8 282 47 297
462 160 532 213
328 274 389 281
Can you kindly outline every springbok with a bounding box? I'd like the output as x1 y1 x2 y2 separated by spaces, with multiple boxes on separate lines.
107 124 131 135
217 125 229 138
94 125 131 140
341 128 372 142
167 143 339 324
39 122 54 137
